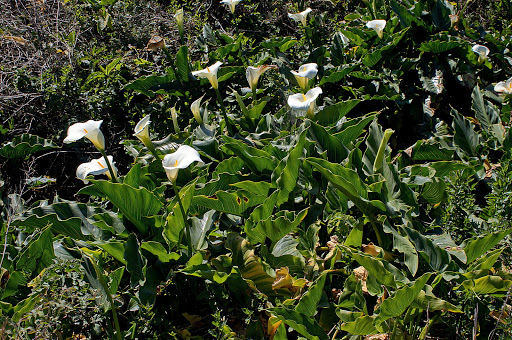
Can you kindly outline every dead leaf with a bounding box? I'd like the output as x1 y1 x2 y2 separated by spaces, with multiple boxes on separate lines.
272 267 294 290
353 266 368 294
146 35 165 51
2 35 28 45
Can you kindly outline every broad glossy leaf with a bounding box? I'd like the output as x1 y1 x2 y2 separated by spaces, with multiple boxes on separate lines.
0 134 58 159
226 233 291 297
419 40 462 53
459 275 512 294
11 201 108 240
163 179 197 247
334 114 376 146
247 208 308 244
339 315 379 335
307 157 386 217
189 210 216 250
270 307 329 340
462 228 512 264
472 85 501 133
411 289 462 312
175 45 190 83
308 121 349 163
274 131 306 205
402 227 451 272
319 64 358 84
124 234 147 287
124 73 177 97
451 108 480 158
346 249 397 289
16 228 55 277
221 136 276 173
375 273 431 325
141 241 180 263
314 100 360 126
192 190 266 216
296 271 328 317
87 180 163 235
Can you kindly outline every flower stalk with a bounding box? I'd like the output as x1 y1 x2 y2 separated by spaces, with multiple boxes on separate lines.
99 149 118 183
173 183 193 257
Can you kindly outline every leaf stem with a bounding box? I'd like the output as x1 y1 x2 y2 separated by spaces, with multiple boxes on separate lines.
173 182 193 257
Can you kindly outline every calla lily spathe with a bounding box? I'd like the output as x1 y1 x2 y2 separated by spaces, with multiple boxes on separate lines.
472 44 490 63
191 95 207 124
367 19 386 38
338 32 350 45
288 87 323 118
246 65 276 93
162 145 203 183
495 77 512 94
220 0 242 14
64 120 105 151
291 63 318 93
76 155 117 184
288 8 312 26
192 61 223 89
174 9 184 39
134 115 152 146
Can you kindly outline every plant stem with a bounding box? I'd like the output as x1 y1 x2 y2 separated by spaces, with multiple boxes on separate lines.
145 141 161 163
88 255 122 340
215 87 234 135
100 149 118 183
369 220 384 247
173 183 193 257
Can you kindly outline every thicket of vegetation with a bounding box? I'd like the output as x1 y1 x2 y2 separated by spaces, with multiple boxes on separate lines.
1 0 512 338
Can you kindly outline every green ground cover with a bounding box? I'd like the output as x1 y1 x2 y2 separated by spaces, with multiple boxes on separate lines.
1 0 512 338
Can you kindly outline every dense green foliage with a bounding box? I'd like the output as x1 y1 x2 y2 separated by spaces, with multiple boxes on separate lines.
1 0 512 338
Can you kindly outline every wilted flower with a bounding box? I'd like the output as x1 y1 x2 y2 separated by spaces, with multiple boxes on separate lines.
366 20 386 38
495 77 512 94
64 120 105 151
288 87 323 118
246 65 277 94
288 8 312 26
291 63 318 93
162 145 203 183
174 9 184 40
472 44 490 63
76 155 117 184
192 61 223 89
220 0 243 14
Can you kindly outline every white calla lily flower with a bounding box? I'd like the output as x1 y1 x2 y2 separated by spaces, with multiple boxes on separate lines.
77 155 117 184
220 0 243 14
472 44 490 63
288 87 323 118
367 19 386 38
246 65 276 94
339 32 350 45
291 63 318 93
64 120 105 151
174 9 184 39
288 8 312 26
134 115 152 146
192 61 223 89
191 95 207 124
162 145 203 183
495 77 512 94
